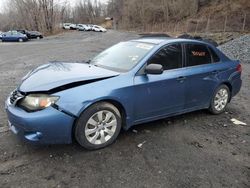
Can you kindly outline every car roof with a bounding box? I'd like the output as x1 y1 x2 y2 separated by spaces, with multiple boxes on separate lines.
5 31 22 35
132 37 210 46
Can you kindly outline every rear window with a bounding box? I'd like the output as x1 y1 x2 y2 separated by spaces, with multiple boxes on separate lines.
209 47 220 63
186 44 211 67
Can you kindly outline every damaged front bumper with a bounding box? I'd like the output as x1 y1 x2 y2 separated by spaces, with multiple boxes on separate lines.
5 97 75 144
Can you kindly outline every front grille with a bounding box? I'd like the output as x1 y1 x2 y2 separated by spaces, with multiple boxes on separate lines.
9 89 24 105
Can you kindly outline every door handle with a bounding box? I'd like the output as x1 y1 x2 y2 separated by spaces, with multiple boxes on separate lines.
176 76 186 81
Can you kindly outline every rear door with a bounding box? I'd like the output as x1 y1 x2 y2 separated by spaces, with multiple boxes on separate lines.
184 43 222 109
134 43 186 122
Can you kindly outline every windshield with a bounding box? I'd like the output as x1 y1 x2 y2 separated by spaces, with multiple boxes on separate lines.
90 41 155 72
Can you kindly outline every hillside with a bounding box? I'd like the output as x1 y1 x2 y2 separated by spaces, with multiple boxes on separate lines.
111 0 250 33
186 0 250 33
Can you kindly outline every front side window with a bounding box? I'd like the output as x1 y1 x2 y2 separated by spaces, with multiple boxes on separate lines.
147 44 182 70
186 44 211 67
91 41 155 72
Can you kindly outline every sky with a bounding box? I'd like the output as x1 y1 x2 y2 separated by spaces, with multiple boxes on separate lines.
0 0 7 13
0 0 109 13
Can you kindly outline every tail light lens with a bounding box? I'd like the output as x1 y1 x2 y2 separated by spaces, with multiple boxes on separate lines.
237 64 242 73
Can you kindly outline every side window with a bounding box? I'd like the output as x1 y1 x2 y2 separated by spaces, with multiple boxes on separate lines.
148 44 182 71
208 47 220 63
186 44 211 67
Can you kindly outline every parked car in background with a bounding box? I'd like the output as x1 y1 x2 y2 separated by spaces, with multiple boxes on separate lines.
91 25 107 32
63 23 77 30
77 24 84 30
77 24 92 31
17 30 43 39
69 24 77 30
63 23 72 30
28 31 43 39
0 31 3 40
5 37 242 149
1 31 28 42
63 23 107 32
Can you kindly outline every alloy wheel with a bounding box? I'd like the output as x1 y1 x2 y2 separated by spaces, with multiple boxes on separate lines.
214 88 229 111
85 110 117 145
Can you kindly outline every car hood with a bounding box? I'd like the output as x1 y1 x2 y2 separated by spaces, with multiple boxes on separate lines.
19 62 119 93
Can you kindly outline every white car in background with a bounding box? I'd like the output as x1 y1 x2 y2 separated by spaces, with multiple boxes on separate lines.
91 25 107 32
63 23 77 30
77 24 92 31
0 32 3 42
69 24 77 30
63 23 72 30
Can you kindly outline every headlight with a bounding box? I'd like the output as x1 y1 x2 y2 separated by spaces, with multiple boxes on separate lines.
19 94 59 111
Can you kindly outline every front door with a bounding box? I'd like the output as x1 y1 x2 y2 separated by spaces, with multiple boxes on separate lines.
133 43 186 123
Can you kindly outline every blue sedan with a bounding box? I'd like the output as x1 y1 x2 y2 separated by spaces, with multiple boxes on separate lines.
1 31 28 42
5 37 242 149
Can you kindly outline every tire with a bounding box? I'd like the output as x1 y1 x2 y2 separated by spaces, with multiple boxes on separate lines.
37 36 40 39
209 84 230 114
19 38 23 42
75 102 122 150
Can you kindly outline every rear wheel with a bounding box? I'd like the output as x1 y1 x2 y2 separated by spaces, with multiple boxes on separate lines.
209 85 230 114
75 102 122 150
37 36 40 39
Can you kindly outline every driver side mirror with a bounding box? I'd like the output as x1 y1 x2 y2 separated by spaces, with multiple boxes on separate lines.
145 64 163 75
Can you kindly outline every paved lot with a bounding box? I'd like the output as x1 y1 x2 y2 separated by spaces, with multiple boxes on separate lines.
0 30 249 188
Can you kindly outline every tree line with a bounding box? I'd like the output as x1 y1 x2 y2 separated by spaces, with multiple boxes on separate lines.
106 0 200 30
0 0 106 33
0 0 248 33
106 0 250 31
0 0 208 33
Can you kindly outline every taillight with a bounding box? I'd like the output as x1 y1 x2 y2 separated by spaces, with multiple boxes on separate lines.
236 64 242 73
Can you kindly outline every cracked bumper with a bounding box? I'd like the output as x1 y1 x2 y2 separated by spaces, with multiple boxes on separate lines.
5 98 75 144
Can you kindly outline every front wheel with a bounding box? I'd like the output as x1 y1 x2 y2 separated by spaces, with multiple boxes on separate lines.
19 38 23 42
75 102 122 150
209 84 230 114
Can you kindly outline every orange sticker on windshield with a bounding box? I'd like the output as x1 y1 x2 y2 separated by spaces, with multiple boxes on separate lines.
192 51 206 56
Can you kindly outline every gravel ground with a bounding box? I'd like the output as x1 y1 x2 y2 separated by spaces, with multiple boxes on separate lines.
218 34 250 63
0 30 249 188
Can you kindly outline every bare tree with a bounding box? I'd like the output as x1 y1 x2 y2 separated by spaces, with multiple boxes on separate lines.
1 0 63 33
